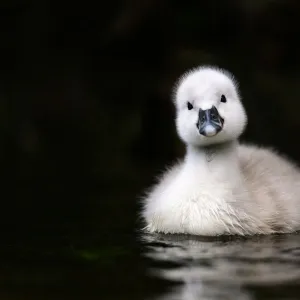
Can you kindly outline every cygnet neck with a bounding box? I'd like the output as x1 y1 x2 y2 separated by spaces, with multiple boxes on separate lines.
184 141 240 177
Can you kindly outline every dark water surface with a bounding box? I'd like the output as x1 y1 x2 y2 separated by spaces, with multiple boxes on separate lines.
142 233 300 300
1 228 300 300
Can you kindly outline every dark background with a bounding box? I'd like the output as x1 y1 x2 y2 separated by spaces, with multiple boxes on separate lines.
0 0 300 299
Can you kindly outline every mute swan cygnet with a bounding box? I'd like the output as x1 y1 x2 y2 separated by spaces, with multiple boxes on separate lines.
142 66 300 236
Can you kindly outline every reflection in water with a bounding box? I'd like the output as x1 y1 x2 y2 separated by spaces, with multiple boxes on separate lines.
141 233 300 300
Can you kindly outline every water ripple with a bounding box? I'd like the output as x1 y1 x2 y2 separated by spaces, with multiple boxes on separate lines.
141 233 300 300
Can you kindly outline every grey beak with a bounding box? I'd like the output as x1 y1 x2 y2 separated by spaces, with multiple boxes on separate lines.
197 106 224 137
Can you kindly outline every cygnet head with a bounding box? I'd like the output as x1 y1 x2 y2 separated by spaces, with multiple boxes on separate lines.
173 66 247 147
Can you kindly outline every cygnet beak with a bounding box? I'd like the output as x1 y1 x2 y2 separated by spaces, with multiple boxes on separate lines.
197 106 224 137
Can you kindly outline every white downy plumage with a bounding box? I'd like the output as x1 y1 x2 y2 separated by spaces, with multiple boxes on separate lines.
142 66 300 236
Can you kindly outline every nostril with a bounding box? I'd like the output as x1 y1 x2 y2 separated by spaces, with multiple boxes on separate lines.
210 112 217 120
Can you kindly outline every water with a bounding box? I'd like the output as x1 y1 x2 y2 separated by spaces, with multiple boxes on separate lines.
142 233 300 300
1 229 300 299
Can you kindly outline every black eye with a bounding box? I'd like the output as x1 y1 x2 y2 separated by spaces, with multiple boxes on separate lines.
221 95 227 103
187 102 193 110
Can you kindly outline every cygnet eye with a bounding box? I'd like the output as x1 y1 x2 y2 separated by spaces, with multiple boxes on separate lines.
187 102 193 110
220 95 227 103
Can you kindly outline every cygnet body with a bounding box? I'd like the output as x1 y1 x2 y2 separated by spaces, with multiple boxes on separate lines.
142 66 300 236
